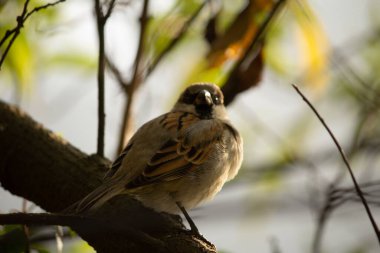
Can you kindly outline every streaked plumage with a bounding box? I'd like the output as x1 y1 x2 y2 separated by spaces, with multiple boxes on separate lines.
76 83 243 214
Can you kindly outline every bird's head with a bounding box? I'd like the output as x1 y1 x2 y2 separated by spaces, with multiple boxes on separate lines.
173 83 227 119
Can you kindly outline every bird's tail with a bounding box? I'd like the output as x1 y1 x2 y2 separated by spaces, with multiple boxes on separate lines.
62 179 125 214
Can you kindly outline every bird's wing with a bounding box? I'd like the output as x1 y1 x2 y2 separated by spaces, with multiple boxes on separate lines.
125 112 226 189
104 143 133 179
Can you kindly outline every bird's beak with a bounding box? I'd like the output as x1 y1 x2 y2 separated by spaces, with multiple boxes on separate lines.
195 90 213 106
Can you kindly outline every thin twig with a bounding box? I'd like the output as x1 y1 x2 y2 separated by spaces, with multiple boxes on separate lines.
116 0 149 153
0 28 17 48
0 0 65 69
292 84 380 247
0 0 31 68
95 0 117 156
0 30 20 70
24 0 66 21
0 0 30 48
95 0 106 157
104 0 117 21
106 56 129 92
309 44 380 252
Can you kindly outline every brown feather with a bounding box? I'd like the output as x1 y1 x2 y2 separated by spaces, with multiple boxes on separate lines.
126 111 228 188
145 157 189 177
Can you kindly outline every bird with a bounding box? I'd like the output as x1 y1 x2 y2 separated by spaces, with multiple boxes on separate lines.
72 83 243 233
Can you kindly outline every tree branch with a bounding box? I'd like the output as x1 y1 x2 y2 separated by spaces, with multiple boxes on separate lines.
106 55 129 91
0 100 216 252
94 0 118 157
104 0 117 21
0 212 167 250
95 0 106 157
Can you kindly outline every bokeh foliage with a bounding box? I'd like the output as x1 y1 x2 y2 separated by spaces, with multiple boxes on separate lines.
1 0 380 252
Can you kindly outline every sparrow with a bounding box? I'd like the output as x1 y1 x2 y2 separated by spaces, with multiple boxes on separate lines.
73 83 243 231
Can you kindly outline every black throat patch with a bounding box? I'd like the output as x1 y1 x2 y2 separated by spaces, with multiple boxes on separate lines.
196 104 213 119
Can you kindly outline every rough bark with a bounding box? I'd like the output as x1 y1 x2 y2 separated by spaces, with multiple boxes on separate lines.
0 100 216 253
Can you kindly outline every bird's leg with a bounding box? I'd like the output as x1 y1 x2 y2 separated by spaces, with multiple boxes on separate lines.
175 201 200 235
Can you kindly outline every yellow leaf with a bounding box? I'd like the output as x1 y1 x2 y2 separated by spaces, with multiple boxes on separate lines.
289 0 329 92
207 0 270 68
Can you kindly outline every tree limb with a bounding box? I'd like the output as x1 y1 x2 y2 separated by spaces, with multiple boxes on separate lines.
0 100 216 253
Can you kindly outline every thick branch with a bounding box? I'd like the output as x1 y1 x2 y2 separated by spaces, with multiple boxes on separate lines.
0 100 216 253
0 101 106 211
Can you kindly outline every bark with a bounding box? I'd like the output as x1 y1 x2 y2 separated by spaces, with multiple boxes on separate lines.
0 100 216 253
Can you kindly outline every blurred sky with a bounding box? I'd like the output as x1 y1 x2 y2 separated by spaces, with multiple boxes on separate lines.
1 0 380 252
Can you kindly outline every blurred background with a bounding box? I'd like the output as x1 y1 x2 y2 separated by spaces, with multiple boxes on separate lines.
1 0 380 252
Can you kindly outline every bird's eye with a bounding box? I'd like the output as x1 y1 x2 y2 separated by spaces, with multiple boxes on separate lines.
212 94 221 105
